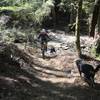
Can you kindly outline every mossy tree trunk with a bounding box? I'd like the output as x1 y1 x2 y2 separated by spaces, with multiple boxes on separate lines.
75 0 83 57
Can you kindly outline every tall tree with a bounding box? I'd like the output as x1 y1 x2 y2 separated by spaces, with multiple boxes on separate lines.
75 0 83 57
89 0 100 37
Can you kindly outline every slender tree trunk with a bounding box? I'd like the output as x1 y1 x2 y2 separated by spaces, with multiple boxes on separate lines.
75 0 83 57
52 7 56 29
70 5 73 24
89 0 100 37
89 0 100 54
95 9 100 54
97 10 100 34
70 4 75 24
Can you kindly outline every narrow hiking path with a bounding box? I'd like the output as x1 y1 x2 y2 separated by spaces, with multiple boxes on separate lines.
0 34 100 100
22 33 100 85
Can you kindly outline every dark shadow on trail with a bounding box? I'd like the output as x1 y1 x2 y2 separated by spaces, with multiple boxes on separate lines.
0 56 100 100
94 83 100 90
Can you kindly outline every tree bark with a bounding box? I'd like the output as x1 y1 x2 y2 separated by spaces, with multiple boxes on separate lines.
89 0 100 37
75 0 83 57
97 10 100 34
52 6 56 29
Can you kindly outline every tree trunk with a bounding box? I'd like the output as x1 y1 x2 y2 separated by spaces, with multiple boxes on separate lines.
70 4 76 24
97 10 100 34
89 0 100 37
89 0 100 55
95 9 100 54
75 0 83 57
52 7 56 29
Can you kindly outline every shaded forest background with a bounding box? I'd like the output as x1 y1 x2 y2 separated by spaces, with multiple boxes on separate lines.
0 0 100 56
0 0 92 32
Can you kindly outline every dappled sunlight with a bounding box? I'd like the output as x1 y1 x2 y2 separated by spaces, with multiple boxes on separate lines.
0 0 100 99
0 39 100 100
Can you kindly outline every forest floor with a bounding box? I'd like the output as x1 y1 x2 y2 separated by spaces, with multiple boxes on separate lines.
0 34 100 100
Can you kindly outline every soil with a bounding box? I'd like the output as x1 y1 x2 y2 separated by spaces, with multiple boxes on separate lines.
0 36 100 100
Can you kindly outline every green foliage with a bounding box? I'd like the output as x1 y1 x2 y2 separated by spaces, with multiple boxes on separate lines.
34 0 54 24
58 0 77 12
0 25 37 43
0 0 97 45
0 0 55 25
0 0 96 25
91 48 100 60
91 38 100 60
57 0 95 15
83 1 94 14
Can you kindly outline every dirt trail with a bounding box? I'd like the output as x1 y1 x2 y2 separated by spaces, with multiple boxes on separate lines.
22 44 100 100
21 35 100 87
25 35 99 85
0 36 100 100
